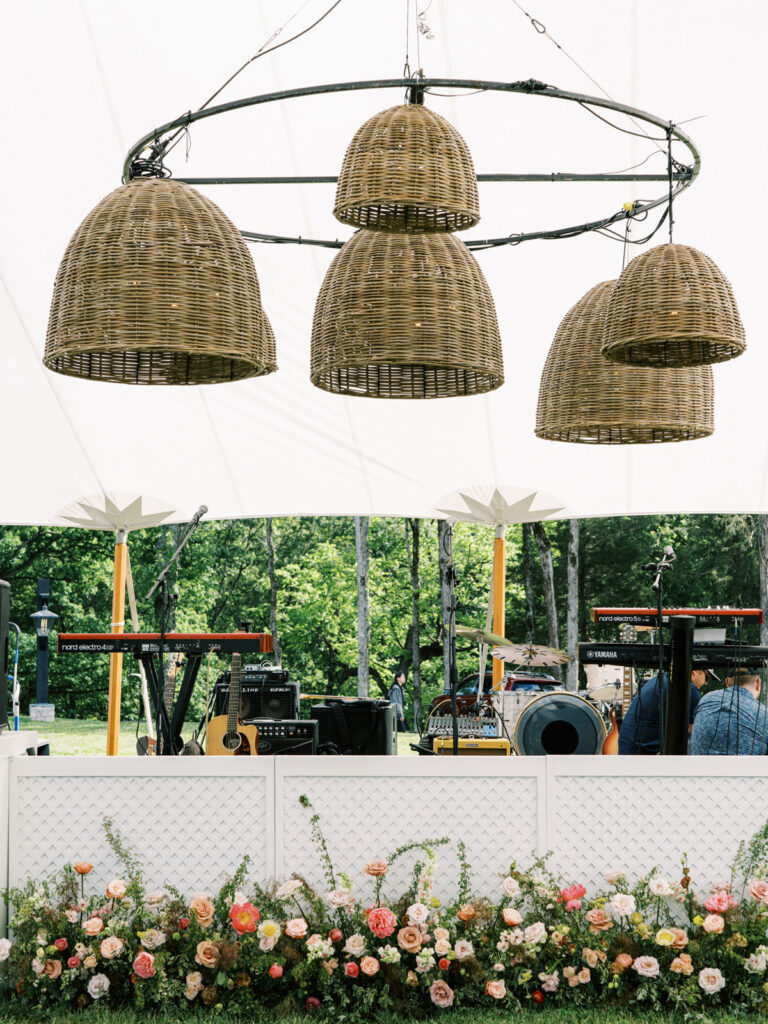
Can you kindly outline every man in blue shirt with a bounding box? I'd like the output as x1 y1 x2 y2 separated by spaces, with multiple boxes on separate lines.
691 668 768 755
618 668 708 754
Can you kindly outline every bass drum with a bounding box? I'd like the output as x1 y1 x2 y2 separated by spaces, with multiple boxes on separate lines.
513 692 606 755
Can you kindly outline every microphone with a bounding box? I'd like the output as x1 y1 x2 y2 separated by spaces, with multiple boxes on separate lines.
663 545 676 561
188 505 208 528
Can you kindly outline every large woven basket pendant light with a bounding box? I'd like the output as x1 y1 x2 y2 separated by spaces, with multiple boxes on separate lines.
45 177 273 385
311 229 503 398
600 243 745 368
536 280 713 443
333 103 480 233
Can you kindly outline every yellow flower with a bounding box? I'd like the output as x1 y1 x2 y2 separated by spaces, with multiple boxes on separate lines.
518 970 532 984
693 915 704 926
430 897 441 908
655 929 675 947
630 912 643 925
637 924 652 939
260 920 279 939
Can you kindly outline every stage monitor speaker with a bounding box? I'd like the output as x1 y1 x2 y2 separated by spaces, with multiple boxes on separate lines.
0 580 9 729
311 699 397 755
214 678 299 721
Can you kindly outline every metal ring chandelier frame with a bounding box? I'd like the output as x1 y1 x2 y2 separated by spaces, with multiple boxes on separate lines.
123 77 700 251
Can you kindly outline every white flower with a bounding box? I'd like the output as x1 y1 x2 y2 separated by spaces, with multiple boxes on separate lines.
343 933 367 957
698 967 726 994
415 947 436 973
406 902 429 925
649 876 673 897
87 973 110 1000
434 938 451 956
610 893 636 916
0 938 11 961
603 870 624 885
493 963 505 972
145 890 166 906
65 910 79 924
501 876 520 898
31 958 45 976
259 935 278 951
141 929 166 950
276 879 303 899
524 921 547 945
745 953 767 974
454 939 474 960
378 945 401 964
325 888 353 909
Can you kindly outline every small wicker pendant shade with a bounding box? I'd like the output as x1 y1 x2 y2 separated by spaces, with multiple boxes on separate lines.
333 104 480 233
601 243 745 368
311 229 503 398
45 178 273 385
536 280 714 443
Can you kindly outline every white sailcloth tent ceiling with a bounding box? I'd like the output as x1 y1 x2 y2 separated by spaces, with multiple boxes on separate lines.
1 0 765 525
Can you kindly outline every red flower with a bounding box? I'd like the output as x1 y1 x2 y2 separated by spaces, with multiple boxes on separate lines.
439 958 449 971
179 917 190 930
532 990 544 1005
344 963 359 978
130 974 137 985
367 907 397 938
560 883 587 912
229 902 260 935
329 928 342 943
305 996 320 1011
67 956 80 969
269 964 283 979
54 938 68 952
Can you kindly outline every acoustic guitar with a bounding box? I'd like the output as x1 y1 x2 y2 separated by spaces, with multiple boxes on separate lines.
601 624 635 755
206 653 259 755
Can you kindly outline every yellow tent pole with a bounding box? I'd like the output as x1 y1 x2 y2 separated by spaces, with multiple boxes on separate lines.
492 524 506 690
106 528 128 756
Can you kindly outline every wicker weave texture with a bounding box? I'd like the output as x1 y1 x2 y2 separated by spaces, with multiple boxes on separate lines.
536 280 714 444
311 229 503 398
334 104 480 234
601 243 745 368
45 178 272 385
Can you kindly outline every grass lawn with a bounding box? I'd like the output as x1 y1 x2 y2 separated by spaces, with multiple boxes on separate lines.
15 716 422 756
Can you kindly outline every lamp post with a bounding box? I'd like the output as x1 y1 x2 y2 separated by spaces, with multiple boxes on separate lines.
29 579 58 723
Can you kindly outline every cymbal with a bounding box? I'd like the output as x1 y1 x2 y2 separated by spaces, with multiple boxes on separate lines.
491 642 570 666
455 624 513 646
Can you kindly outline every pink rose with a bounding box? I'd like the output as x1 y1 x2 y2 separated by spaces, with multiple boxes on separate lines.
54 938 68 952
83 917 104 937
632 956 660 978
285 918 308 939
502 907 522 926
702 914 724 934
585 907 613 933
67 956 80 969
345 962 359 978
485 979 506 999
132 951 156 979
360 956 379 976
749 879 768 906
704 890 735 914
367 907 397 939
429 980 455 1008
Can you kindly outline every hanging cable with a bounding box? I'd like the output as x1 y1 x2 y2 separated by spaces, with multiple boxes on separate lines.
667 123 675 244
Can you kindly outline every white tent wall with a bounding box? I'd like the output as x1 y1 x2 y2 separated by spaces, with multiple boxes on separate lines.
1 0 764 525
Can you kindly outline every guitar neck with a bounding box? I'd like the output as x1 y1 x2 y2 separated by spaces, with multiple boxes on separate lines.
620 625 636 714
228 653 242 732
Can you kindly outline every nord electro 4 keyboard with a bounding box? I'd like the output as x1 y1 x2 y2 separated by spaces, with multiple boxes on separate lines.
590 608 763 627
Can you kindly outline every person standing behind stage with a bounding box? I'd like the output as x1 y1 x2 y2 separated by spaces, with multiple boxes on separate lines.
691 668 768 755
618 668 709 754
389 670 407 732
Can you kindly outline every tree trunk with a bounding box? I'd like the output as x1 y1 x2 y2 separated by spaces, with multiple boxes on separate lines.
533 521 561 680
405 518 422 730
760 515 768 649
522 522 536 642
438 519 453 694
565 518 580 691
354 516 370 698
265 518 282 667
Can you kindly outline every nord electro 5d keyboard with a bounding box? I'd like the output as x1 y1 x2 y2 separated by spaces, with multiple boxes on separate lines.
590 608 763 627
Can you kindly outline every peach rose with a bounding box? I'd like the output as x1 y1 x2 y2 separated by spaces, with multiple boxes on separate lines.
577 967 591 984
398 926 422 953
360 956 379 976
83 955 97 969
616 953 633 969
73 862 93 875
749 879 768 906
433 928 450 942
429 979 455 1007
364 860 388 877
83 917 104 937
502 907 522 927
105 878 127 899
454 939 474 960
189 896 215 928
285 918 308 939
486 979 506 999
186 971 203 991
132 951 156 979
44 959 62 979
457 904 475 923
583 948 599 968
434 938 451 956
670 956 692 974
670 927 689 949
703 914 724 934
632 956 660 978
100 936 124 959
585 908 613 933
195 941 220 968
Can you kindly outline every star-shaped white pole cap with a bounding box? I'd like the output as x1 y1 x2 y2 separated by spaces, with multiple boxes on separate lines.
57 493 175 534
434 484 566 526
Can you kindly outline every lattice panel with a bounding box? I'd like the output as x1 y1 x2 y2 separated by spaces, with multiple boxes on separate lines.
278 771 541 901
12 771 269 895
548 772 768 892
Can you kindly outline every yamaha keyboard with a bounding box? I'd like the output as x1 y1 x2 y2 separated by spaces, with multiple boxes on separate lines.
590 607 763 627
579 642 768 670
58 632 273 654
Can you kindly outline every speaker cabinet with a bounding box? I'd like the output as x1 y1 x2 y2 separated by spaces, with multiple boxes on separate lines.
310 699 397 755
214 678 299 721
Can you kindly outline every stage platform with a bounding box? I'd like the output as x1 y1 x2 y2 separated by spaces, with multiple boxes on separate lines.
2 754 768 910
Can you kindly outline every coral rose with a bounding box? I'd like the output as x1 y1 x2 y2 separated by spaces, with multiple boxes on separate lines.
748 879 768 905
632 956 660 978
286 918 308 939
100 936 124 959
329 928 342 943
54 938 67 952
67 956 80 969
132 951 156 979
702 914 725 934
398 926 422 953
360 956 379 976
105 878 127 899
83 917 104 937
430 979 455 1007
269 963 283 979
73 862 93 875
367 907 397 939
457 904 475 923
364 860 388 877
585 908 613 933
486 979 506 999
698 967 726 994
195 941 220 968
531 989 544 1004
189 896 215 928
229 902 260 935
560 884 587 912
502 907 522 927
439 957 449 970
345 962 359 978
44 960 62 979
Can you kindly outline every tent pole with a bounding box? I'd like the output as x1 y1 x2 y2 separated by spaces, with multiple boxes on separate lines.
492 524 506 690
106 528 128 756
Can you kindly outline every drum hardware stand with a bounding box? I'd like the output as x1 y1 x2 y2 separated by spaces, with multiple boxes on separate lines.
440 521 461 756
641 546 676 751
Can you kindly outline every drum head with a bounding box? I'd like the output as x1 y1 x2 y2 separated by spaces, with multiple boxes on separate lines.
513 692 606 755
586 681 622 702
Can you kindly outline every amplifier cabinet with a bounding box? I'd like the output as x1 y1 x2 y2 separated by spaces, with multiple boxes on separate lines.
214 679 299 721
250 719 318 755
311 699 397 755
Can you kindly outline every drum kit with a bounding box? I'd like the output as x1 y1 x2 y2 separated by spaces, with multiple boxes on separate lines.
454 624 610 754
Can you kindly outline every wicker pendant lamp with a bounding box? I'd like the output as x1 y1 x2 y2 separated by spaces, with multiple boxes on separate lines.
536 280 713 443
45 177 273 385
600 243 745 368
311 229 503 398
333 103 480 233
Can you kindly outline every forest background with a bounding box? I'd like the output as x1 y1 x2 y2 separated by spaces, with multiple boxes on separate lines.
2 514 768 730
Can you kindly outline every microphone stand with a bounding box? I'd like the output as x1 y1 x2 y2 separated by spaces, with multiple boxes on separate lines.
641 548 675 752
440 520 460 756
146 506 208 754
